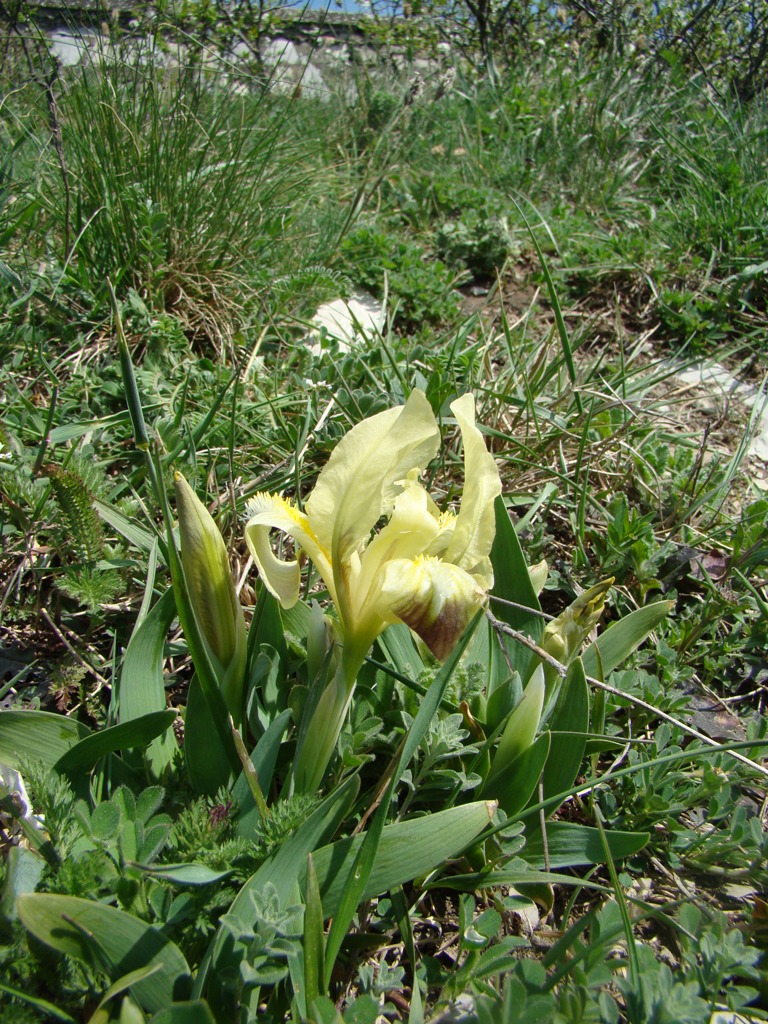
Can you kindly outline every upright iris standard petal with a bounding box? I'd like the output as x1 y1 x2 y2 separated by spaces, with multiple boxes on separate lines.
444 393 502 586
344 479 444 655
356 478 441 599
306 390 440 567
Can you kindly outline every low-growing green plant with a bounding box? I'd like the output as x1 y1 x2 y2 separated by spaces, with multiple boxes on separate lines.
436 211 518 279
587 493 677 597
338 224 463 331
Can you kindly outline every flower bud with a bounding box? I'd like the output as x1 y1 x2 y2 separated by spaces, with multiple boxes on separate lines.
540 578 613 667
538 578 613 719
175 473 246 722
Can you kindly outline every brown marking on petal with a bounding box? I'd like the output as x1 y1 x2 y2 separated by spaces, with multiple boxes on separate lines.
401 595 480 661
386 559 486 660
418 603 465 660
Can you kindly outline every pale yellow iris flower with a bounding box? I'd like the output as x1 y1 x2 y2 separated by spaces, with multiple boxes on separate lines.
244 388 501 791
245 389 501 662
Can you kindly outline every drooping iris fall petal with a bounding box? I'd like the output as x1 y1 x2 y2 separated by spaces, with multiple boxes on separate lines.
245 493 335 609
444 393 502 587
376 555 487 661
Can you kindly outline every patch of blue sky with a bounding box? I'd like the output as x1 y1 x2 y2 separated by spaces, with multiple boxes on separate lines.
297 0 401 14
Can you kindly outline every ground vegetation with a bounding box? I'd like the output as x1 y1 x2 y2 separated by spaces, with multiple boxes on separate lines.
0 5 767 1021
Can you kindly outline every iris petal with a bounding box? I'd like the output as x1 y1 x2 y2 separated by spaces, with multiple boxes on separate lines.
424 508 457 558
244 493 335 609
377 555 486 660
306 390 440 568
444 394 502 587
356 478 440 602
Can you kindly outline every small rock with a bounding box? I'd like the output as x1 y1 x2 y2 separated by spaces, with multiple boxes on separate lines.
308 290 384 355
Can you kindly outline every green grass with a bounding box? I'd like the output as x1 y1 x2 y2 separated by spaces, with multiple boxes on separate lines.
0 22 767 1024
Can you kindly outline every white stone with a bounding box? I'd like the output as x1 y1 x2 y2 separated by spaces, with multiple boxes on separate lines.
672 360 768 462
320 42 352 66
309 290 384 355
296 62 330 100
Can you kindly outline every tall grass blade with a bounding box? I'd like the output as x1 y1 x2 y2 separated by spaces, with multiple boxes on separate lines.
509 194 583 414
595 808 640 991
